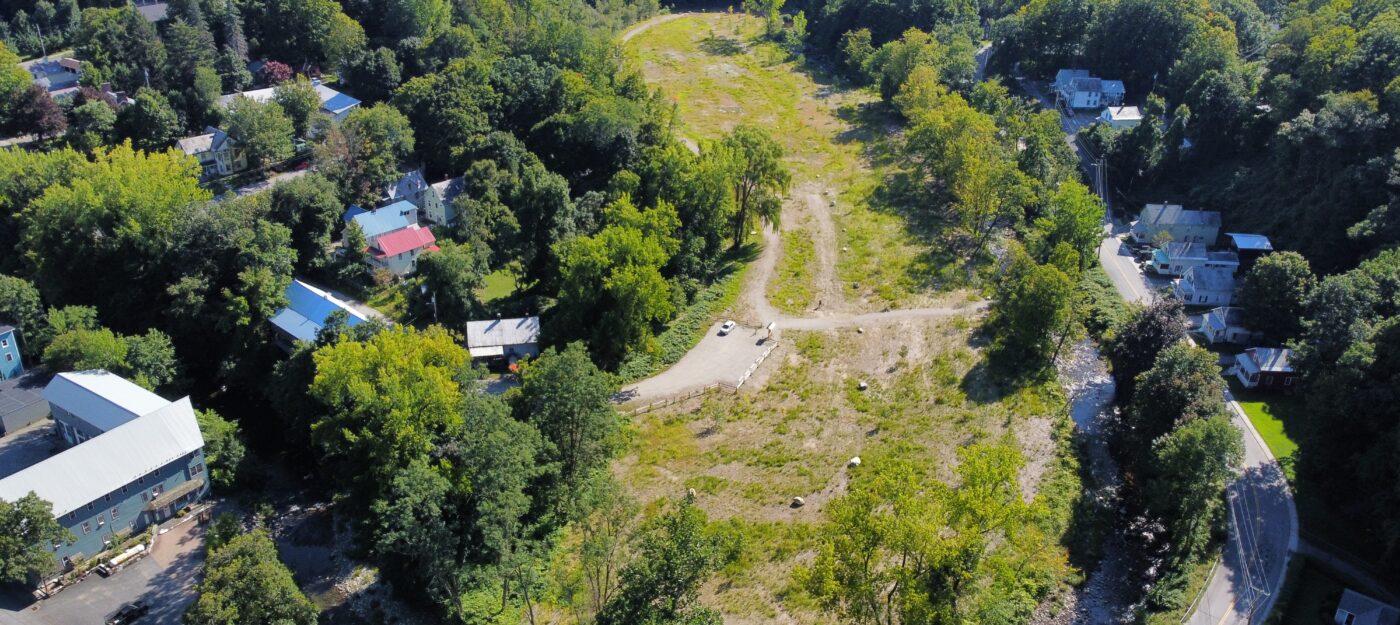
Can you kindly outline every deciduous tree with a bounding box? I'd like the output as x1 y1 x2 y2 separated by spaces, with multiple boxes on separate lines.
0 493 72 583
184 530 317 625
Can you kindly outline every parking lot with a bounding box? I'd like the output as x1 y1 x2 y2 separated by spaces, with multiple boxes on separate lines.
0 422 59 480
1098 223 1174 304
617 321 776 405
0 516 206 625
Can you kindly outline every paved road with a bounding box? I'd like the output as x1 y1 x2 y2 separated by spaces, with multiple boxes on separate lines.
1021 69 1301 625
1183 393 1296 625
617 321 776 404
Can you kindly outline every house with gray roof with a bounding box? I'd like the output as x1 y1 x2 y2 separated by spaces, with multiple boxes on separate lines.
428 177 464 225
0 370 207 574
1053 69 1126 109
1233 347 1297 390
466 317 540 363
1175 265 1235 306
178 126 247 179
1131 203 1223 246
1335 589 1400 625
21 56 82 100
1199 307 1258 345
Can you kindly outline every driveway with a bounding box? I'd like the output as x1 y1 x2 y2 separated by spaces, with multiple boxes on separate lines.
616 322 775 405
0 517 206 625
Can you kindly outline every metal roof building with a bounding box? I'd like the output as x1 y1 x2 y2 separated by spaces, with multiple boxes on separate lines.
465 317 541 359
43 371 169 433
0 397 203 518
270 279 371 344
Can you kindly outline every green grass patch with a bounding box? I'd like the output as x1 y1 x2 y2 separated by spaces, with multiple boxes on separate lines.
769 228 816 314
476 269 517 303
365 281 408 322
1226 377 1305 480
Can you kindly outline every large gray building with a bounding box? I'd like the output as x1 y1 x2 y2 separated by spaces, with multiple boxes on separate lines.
1131 203 1223 246
0 371 208 573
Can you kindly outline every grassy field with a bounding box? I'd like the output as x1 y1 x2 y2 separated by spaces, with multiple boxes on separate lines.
611 319 1078 623
626 14 934 312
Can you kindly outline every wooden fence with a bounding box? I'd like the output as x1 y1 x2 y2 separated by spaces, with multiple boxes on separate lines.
624 340 782 416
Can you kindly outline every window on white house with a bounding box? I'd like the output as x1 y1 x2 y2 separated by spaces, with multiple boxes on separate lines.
97 514 104 527
112 506 120 519
81 522 90 534
1 339 8 348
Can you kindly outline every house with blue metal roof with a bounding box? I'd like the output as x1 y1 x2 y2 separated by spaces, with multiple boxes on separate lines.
270 280 373 350
345 202 416 241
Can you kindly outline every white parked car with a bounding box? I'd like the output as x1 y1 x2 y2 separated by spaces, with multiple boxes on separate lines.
719 320 737 335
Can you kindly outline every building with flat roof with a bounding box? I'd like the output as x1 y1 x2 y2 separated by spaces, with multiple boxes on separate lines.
0 371 207 572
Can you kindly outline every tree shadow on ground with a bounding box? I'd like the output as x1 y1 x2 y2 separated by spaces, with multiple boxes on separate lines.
699 35 744 56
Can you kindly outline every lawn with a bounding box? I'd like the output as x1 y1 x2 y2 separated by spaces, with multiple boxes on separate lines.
476 269 516 304
1226 377 1306 478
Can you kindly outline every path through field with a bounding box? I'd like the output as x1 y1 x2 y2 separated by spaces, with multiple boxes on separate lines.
619 13 984 404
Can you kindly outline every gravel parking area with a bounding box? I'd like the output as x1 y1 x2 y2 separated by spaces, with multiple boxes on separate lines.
617 321 775 405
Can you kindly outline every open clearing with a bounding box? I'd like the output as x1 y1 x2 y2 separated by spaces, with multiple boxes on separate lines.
628 13 948 315
613 15 1080 624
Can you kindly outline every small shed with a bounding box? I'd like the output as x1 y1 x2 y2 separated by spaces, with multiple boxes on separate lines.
1226 233 1274 269
1233 347 1297 390
1335 589 1400 625
1099 105 1143 129
465 317 541 363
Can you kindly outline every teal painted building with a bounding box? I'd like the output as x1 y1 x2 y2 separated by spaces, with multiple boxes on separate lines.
0 371 208 572
0 325 23 380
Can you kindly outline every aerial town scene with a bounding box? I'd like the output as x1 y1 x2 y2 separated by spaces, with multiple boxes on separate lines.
0 0 1396 624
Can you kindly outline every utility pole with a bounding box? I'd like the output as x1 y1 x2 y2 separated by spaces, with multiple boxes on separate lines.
37 23 47 61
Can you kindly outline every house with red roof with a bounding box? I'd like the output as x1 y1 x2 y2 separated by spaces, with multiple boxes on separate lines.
367 224 439 276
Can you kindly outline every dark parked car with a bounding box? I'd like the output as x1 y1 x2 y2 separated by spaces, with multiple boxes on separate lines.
105 601 150 625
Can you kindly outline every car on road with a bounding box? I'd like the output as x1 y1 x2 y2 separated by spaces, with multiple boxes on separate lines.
719 320 736 335
106 600 150 625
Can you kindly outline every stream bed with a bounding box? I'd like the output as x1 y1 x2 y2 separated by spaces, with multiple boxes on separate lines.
1052 340 1140 624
